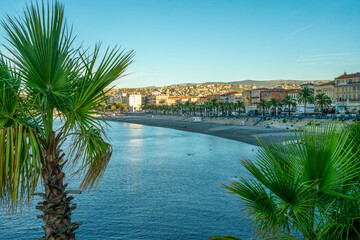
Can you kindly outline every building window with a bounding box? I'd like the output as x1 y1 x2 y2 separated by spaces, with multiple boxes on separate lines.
354 86 356 91
354 94 356 100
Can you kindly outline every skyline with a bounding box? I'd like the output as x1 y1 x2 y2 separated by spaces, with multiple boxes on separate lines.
1 0 360 88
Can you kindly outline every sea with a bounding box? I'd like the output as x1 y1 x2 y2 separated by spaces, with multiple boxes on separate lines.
0 121 258 239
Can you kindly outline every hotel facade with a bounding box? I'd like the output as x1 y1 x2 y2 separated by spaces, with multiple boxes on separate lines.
334 72 360 103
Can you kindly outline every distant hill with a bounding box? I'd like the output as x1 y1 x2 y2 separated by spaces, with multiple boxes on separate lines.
119 79 331 89
229 80 307 87
173 80 329 88
229 80 330 87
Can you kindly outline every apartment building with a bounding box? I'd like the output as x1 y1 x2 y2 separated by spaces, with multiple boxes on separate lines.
251 88 267 105
128 94 142 112
334 72 360 103
189 97 201 103
287 89 301 103
147 94 168 105
176 96 191 104
167 96 180 105
219 92 242 103
242 90 251 106
206 94 221 102
198 97 207 105
300 83 315 90
260 88 287 102
314 82 335 101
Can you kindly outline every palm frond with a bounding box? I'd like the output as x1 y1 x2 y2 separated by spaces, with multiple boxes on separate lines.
1 1 78 138
226 122 358 239
58 44 134 191
0 125 42 213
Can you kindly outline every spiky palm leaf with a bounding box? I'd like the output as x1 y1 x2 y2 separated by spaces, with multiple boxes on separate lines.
225 124 359 239
0 1 134 238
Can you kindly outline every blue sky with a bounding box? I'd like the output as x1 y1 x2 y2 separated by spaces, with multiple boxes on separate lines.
1 0 360 88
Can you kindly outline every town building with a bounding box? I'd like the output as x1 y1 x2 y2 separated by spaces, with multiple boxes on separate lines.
260 88 287 102
334 72 360 103
198 97 207 105
219 92 242 104
314 82 335 101
206 94 221 102
242 90 251 106
167 96 180 105
189 96 201 103
287 89 301 103
251 88 267 105
300 83 315 90
176 96 191 104
127 94 142 112
147 94 168 105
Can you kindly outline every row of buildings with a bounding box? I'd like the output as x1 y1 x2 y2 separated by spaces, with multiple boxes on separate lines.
108 72 360 113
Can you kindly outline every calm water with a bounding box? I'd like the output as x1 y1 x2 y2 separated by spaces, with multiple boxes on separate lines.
0 121 258 239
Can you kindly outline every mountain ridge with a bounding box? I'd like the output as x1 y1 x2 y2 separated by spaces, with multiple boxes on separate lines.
126 79 330 89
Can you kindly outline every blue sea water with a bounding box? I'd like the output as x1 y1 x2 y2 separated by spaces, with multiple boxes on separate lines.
0 121 258 239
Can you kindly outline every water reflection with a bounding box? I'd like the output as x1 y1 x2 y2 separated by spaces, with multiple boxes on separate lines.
0 121 257 240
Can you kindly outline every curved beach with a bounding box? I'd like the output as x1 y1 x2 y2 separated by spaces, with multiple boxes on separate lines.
104 115 291 146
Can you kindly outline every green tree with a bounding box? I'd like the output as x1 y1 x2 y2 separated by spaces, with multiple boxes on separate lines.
258 99 268 116
298 87 314 116
0 2 134 239
236 101 245 115
211 99 218 115
224 124 360 239
269 97 279 115
281 95 297 116
315 93 332 115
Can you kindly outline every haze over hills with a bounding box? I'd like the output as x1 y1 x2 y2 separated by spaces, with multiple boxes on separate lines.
128 79 330 89
227 80 328 87
115 79 331 97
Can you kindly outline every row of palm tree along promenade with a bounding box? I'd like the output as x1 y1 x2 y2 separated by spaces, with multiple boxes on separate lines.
104 72 360 118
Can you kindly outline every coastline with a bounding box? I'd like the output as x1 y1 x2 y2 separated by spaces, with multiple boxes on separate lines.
103 115 292 146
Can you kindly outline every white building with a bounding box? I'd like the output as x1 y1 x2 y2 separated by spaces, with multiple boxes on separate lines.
128 94 142 112
295 104 315 114
220 92 242 103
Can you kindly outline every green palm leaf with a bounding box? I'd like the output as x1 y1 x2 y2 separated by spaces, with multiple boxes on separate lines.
0 1 134 237
225 123 359 239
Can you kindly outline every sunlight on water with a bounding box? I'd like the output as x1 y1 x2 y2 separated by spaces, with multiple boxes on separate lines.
0 121 258 239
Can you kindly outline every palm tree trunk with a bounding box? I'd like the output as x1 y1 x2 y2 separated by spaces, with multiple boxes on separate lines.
36 132 81 240
288 104 291 116
304 102 307 116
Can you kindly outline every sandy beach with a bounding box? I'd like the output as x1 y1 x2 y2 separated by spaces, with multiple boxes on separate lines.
104 115 292 146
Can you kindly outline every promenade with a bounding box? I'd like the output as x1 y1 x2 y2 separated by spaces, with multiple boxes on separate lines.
105 115 291 146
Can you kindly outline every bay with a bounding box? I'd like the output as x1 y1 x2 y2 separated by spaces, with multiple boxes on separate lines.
0 121 257 239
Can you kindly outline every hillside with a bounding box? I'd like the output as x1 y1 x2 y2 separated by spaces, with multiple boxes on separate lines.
114 79 330 97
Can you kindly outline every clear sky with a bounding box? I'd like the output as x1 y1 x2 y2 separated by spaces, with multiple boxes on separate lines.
1 0 360 88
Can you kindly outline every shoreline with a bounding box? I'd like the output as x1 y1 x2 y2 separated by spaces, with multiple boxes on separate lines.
103 115 292 146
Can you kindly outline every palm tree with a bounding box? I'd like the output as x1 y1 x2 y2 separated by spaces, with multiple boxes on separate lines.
269 98 279 116
315 93 332 115
298 87 314 116
204 101 212 116
0 2 134 239
281 96 297 116
211 99 218 116
224 124 360 239
236 101 245 116
258 99 268 116
184 100 191 115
